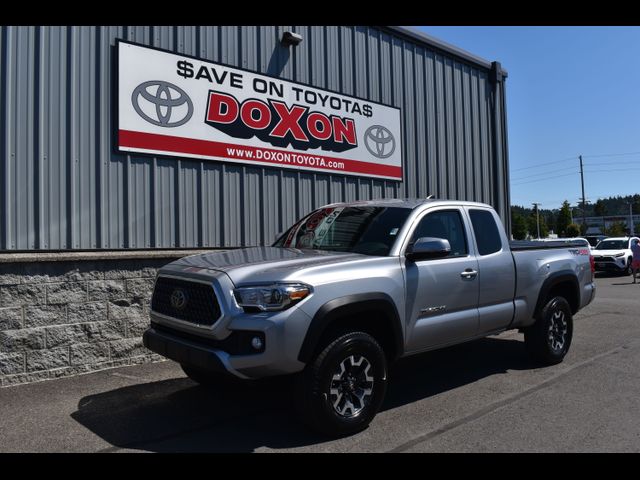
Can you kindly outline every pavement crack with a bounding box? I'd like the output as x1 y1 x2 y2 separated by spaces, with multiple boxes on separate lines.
387 340 639 453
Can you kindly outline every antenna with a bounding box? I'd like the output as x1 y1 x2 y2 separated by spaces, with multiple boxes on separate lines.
426 194 434 199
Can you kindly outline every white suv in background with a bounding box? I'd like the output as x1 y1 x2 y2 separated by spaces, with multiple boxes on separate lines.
592 237 640 275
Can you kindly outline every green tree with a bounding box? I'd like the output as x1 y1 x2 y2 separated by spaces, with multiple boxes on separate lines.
556 200 572 237
528 212 549 238
511 211 528 240
594 199 607 217
606 221 627 237
566 223 581 237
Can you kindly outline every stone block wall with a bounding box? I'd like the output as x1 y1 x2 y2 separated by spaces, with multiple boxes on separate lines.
0 254 206 387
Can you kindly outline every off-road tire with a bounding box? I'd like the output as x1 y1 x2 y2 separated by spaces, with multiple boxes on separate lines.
524 296 573 365
294 331 388 437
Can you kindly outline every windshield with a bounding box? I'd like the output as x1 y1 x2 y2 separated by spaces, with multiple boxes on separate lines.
273 206 411 256
596 240 627 250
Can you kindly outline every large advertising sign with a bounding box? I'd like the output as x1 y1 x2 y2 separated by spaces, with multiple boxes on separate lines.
117 41 403 181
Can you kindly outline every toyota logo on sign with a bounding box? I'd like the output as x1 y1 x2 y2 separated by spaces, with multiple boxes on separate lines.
170 288 188 310
364 125 396 159
131 80 193 127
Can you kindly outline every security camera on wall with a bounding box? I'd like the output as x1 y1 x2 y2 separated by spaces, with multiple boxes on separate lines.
281 31 303 46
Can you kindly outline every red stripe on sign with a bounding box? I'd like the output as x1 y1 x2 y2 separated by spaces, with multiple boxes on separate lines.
118 130 402 179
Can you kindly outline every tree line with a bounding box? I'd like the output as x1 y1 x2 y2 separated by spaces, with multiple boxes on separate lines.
511 194 640 240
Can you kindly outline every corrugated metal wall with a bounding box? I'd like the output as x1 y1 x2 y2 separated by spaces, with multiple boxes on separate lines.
0 26 510 251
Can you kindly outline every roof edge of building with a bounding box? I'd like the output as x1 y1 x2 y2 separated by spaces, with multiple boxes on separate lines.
386 26 508 77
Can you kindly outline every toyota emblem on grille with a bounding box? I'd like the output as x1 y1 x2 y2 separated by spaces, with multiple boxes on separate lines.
170 288 188 310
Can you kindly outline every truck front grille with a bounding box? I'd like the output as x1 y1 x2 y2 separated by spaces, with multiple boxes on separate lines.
151 276 221 326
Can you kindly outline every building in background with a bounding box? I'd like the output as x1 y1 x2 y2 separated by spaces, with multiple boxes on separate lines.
0 26 510 386
584 215 640 235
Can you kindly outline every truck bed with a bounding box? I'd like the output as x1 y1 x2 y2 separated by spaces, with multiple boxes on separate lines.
510 240 589 251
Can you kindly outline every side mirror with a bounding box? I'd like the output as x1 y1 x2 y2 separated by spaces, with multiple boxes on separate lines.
406 237 451 261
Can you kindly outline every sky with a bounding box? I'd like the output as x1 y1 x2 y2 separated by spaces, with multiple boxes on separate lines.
417 26 640 211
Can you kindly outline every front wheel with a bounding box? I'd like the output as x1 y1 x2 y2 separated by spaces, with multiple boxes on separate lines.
524 296 573 365
294 331 388 437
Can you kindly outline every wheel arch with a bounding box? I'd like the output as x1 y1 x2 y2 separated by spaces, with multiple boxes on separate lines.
534 271 580 317
297 292 404 364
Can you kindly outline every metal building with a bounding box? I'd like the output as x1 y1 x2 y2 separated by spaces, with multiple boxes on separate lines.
1 26 509 251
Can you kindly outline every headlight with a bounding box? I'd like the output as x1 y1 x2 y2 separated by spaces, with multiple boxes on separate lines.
614 253 625 257
234 283 311 312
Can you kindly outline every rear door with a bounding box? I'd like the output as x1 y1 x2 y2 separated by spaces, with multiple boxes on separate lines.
402 206 480 352
466 207 516 334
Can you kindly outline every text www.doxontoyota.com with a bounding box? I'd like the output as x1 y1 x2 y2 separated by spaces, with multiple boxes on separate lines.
226 147 346 171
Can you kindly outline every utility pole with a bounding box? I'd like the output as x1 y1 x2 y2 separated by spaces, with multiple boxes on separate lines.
579 155 587 232
532 202 541 239
627 201 635 236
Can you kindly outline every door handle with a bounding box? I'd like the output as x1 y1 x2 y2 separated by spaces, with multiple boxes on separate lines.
460 268 478 279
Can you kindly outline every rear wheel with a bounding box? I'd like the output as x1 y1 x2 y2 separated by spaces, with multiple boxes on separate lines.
294 331 388 437
524 296 573 365
626 257 633 276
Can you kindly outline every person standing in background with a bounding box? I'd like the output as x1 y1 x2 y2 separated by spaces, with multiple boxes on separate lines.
631 238 640 284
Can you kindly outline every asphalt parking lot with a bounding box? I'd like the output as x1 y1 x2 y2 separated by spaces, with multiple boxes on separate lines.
1 272 639 453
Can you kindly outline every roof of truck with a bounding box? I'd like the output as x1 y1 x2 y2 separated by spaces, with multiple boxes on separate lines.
322 198 493 210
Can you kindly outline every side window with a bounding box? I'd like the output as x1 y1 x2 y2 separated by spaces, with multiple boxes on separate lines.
469 209 503 256
410 210 468 257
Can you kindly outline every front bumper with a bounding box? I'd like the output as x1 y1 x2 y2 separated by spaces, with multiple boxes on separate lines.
594 260 627 272
143 326 234 377
145 306 311 379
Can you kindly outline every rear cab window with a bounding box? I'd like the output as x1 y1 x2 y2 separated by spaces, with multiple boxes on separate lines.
469 209 503 256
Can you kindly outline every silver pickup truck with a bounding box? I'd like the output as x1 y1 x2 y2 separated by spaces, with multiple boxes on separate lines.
143 199 596 436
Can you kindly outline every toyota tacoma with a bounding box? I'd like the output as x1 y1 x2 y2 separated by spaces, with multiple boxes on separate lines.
143 199 596 436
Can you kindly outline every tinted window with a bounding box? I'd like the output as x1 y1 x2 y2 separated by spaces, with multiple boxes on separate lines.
469 209 503 255
410 210 468 257
273 206 411 256
596 240 627 250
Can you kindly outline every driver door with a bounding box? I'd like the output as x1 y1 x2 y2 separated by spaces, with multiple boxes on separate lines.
402 207 480 352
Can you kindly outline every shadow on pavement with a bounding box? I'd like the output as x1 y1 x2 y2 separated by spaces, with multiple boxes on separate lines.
71 336 538 452
595 272 626 279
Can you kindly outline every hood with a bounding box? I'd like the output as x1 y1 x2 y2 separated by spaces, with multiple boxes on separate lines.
171 246 367 285
592 249 627 256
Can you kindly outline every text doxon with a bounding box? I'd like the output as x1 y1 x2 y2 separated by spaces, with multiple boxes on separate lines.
205 91 358 153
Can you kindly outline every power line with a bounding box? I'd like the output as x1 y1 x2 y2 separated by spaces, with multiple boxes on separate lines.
511 172 578 186
582 168 640 174
583 161 640 167
582 151 640 158
510 156 578 173
511 165 579 182
511 151 640 174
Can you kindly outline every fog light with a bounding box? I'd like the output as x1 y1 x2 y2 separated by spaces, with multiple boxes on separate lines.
251 337 264 351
